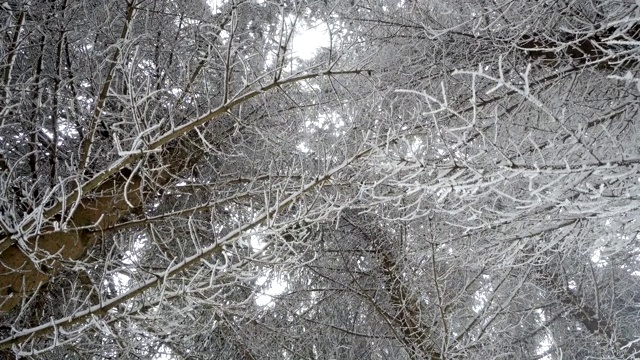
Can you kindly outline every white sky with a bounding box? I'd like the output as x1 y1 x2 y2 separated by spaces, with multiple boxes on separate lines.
207 0 329 61
291 20 329 60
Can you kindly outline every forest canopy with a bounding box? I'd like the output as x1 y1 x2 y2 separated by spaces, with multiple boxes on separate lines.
1 0 640 359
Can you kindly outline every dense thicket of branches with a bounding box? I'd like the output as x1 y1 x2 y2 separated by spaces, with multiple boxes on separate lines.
1 0 639 358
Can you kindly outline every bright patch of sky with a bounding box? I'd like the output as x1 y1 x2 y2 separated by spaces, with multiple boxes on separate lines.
208 0 329 65
206 0 225 12
290 18 330 61
472 280 492 313
249 227 269 251
535 309 553 360
305 112 345 132
246 229 287 306
255 275 287 307
151 345 175 360
590 249 605 266
297 142 311 153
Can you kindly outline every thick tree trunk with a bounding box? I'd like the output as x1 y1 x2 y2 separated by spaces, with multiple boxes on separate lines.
518 23 640 69
0 170 143 312
345 215 443 360
537 267 640 358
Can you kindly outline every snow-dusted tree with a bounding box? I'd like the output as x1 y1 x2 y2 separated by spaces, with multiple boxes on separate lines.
313 1 640 358
1 0 640 359
242 1 640 358
0 0 367 357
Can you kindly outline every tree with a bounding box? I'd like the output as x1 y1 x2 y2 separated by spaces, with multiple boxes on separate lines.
1 0 640 358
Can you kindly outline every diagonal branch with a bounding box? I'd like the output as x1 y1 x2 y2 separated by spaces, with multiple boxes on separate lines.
0 69 369 316
78 1 137 172
0 146 368 350
0 69 369 255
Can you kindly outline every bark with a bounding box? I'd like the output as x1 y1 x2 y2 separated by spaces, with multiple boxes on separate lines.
344 215 443 360
0 169 143 313
518 22 640 69
537 267 640 358
0 69 369 315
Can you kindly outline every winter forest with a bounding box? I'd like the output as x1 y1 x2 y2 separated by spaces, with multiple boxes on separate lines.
1 0 640 358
